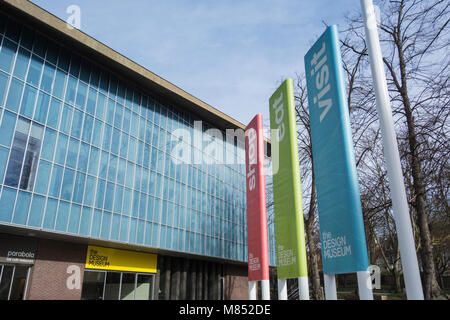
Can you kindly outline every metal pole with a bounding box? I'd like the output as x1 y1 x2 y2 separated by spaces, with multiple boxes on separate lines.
324 274 337 300
261 279 270 300
278 278 287 300
357 270 374 300
248 281 257 300
298 276 309 300
360 0 424 300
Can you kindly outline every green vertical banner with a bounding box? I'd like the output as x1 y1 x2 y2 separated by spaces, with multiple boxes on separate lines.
269 79 308 279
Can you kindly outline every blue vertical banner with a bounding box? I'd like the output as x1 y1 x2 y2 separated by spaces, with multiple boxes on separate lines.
304 25 370 275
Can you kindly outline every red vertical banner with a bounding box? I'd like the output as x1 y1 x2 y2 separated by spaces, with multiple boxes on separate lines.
245 114 269 281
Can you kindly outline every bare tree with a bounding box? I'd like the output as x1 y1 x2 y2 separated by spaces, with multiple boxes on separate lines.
340 0 449 299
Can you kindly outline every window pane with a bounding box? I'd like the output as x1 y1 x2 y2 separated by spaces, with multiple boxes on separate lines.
19 84 37 118
0 72 7 107
21 26 35 48
0 39 17 73
43 197 57 230
65 76 77 105
40 127 56 161
72 171 86 203
113 185 123 213
120 273 136 300
102 124 111 151
45 41 59 65
28 194 45 227
57 48 70 72
117 158 126 185
66 137 79 168
110 214 120 240
46 98 61 129
61 168 75 201
54 133 68 165
26 55 43 87
81 271 105 300
78 142 89 172
107 155 117 182
12 190 31 225
5 78 24 112
106 99 115 124
111 128 120 155
19 123 43 191
52 68 66 99
100 211 111 239
71 109 83 139
79 61 91 83
82 114 93 143
33 33 47 58
103 272 120 300
90 209 101 237
0 110 16 146
104 182 114 211
40 62 55 93
95 179 105 209
13 47 30 80
91 119 103 147
0 187 17 222
87 147 99 176
48 164 63 197
119 216 129 242
59 104 73 135
79 206 92 236
84 175 96 206
86 87 97 115
119 133 128 158
55 200 70 231
69 55 80 78
95 93 106 120
34 91 50 124
114 103 123 129
34 160 51 194
75 81 87 110
99 151 108 179
0 146 8 183
4 118 30 188
68 203 81 233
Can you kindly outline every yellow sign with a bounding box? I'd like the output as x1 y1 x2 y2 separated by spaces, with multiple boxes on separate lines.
85 246 157 273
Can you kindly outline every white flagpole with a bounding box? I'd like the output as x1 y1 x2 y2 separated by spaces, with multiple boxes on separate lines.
324 274 337 300
261 280 270 300
278 278 288 300
357 270 374 300
248 281 257 300
360 0 424 300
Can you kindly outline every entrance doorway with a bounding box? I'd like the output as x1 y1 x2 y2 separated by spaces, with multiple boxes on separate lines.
0 264 30 300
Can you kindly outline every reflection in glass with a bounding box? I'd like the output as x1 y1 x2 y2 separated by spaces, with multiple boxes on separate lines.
103 272 120 300
81 271 105 300
0 265 14 300
4 118 30 188
20 123 44 191
120 273 136 300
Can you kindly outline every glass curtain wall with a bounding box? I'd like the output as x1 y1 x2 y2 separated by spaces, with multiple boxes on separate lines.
0 11 276 266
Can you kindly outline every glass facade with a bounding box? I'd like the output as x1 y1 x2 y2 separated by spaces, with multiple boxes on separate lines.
0 12 276 266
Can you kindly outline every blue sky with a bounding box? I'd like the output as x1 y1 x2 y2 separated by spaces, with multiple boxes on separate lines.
31 0 358 127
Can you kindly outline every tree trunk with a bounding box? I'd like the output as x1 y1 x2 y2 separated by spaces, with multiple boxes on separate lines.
305 166 323 300
396 36 441 299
